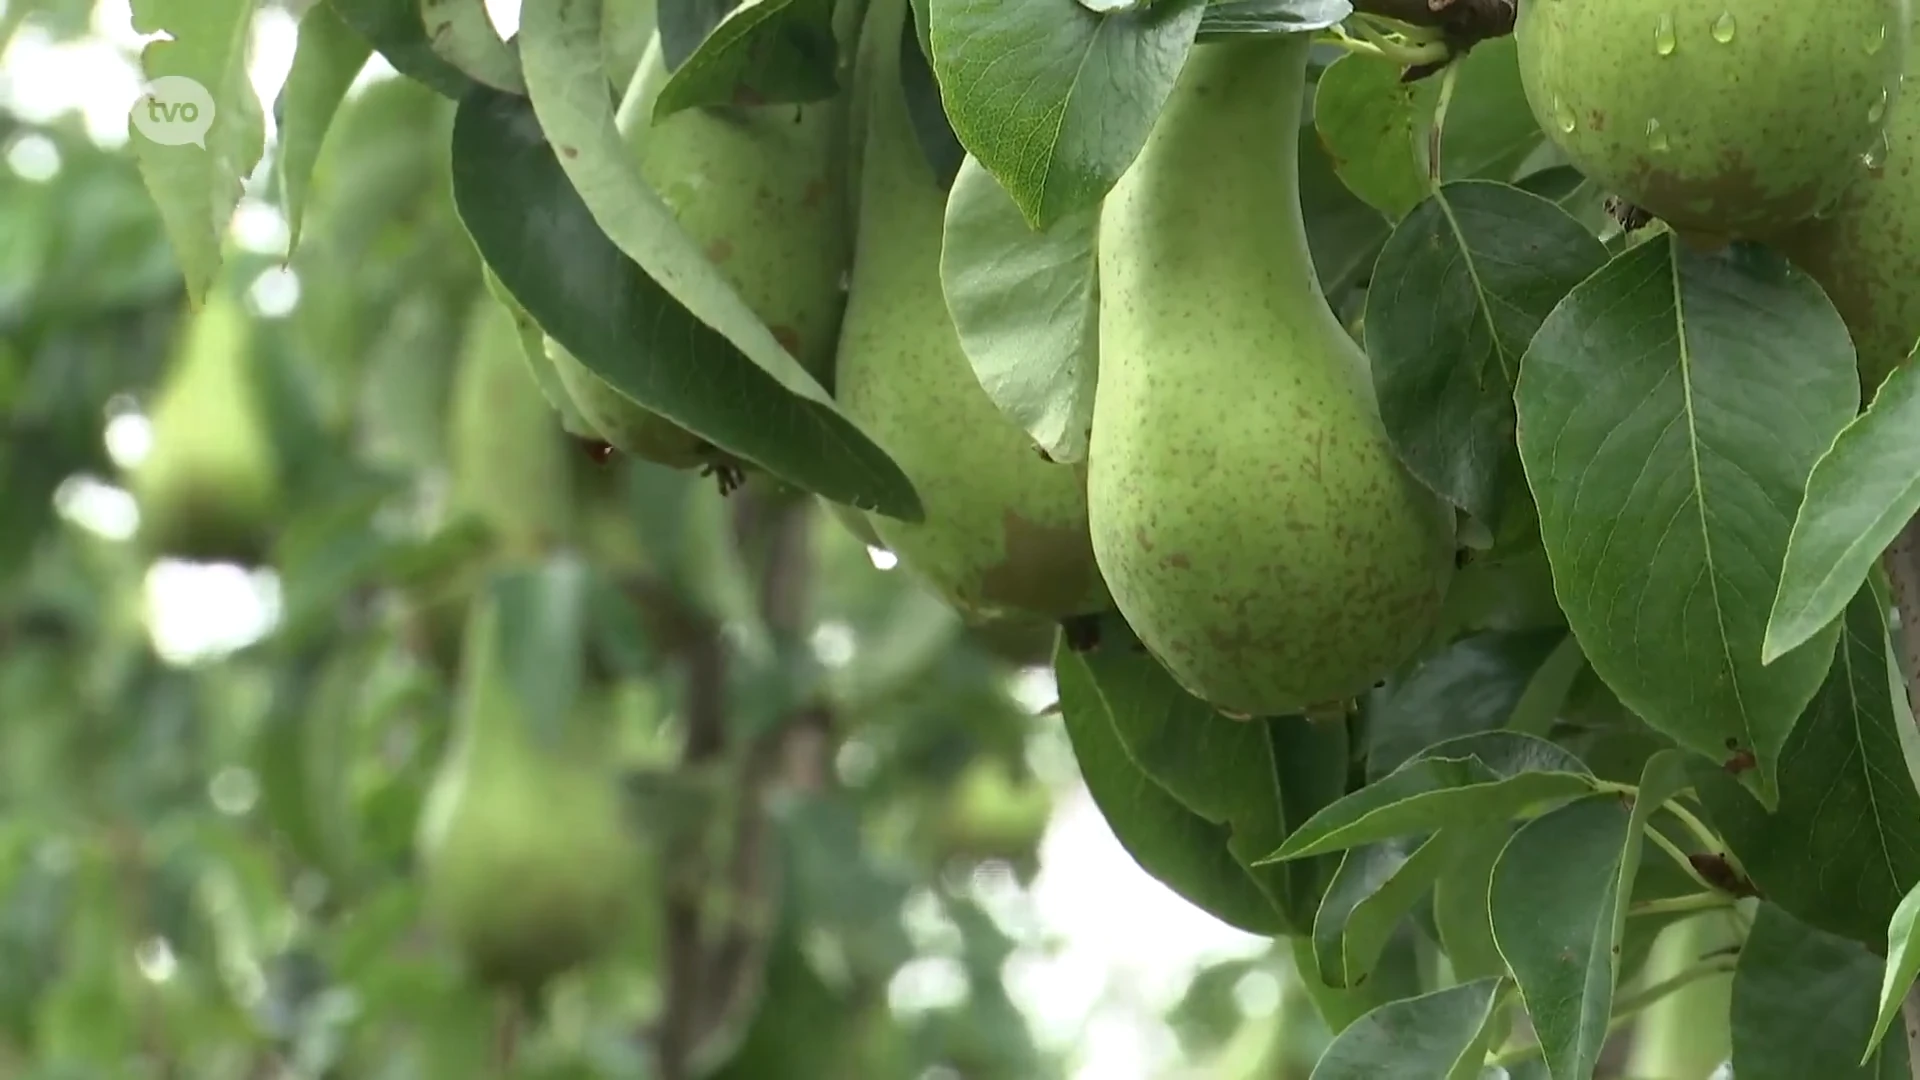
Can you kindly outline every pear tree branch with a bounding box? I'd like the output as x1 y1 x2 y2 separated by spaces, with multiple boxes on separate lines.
1353 0 1516 44
654 488 828 1080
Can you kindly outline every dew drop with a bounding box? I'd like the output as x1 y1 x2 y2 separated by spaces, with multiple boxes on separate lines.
1710 11 1736 43
1870 88 1889 124
1864 129 1891 170
1654 13 1677 55
1646 117 1670 152
1868 23 1889 55
1553 95 1577 133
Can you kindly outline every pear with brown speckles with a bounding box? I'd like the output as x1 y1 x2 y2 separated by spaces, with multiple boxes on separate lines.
549 28 852 470
1090 33 1455 717
1769 21 1920 399
832 0 1107 620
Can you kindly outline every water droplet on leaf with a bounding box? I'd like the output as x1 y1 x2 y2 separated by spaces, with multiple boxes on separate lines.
1646 118 1670 152
1710 11 1736 43
1553 95 1577 133
1654 14 1677 55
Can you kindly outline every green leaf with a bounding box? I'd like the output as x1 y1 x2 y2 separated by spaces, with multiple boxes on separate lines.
274 2 371 253
1298 115 1392 300
939 154 1100 464
651 0 840 118
1618 749 1694 905
1694 583 1920 948
1306 976 1508 1080
420 0 524 93
1312 52 1426 220
924 0 1206 228
1290 922 1430 1037
1260 731 1596 862
1767 356 1920 661
446 86 921 518
1313 830 1473 989
329 0 479 99
1054 637 1288 934
1365 181 1607 526
1866 882 1920 1062
1731 903 1912 1079
1488 794 1634 1080
128 0 266 305
1428 38 1542 183
1514 235 1859 808
1430 823 1514 981
1365 628 1569 781
1075 615 1344 931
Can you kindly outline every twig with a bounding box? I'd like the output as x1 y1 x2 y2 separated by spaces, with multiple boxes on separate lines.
1352 0 1517 49
1487 957 1740 1068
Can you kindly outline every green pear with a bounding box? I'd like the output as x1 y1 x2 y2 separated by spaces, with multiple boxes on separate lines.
549 29 853 473
1090 33 1455 718
130 289 281 564
416 583 642 992
447 294 575 556
832 0 1107 621
1517 0 1907 240
1769 20 1920 398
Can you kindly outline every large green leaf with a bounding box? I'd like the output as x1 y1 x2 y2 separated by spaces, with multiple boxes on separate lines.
1429 823 1513 982
1867 882 1920 1064
1261 731 1596 862
128 0 265 304
1312 51 1425 220
1488 794 1633 1080
924 0 1207 228
329 0 479 98
1515 235 1859 808
651 0 841 118
1365 182 1606 526
1307 977 1508 1080
939 154 1100 464
1312 830 1472 989
445 85 921 518
1068 614 1343 930
1365 628 1569 780
274 2 372 252
1054 638 1287 934
509 0 921 517
1695 582 1920 948
1731 904 1911 1079
1767 355 1920 661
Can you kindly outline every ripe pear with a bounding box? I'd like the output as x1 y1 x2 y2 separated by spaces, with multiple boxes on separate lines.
416 587 642 992
1769 24 1920 397
129 290 281 564
1516 0 1908 240
1090 33 1455 718
548 29 852 472
832 0 1107 621
448 295 575 555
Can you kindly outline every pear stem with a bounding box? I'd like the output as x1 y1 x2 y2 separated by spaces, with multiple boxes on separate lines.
1342 19 1452 69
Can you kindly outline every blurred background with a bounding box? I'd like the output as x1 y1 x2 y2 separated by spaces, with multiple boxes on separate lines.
0 1 1347 1076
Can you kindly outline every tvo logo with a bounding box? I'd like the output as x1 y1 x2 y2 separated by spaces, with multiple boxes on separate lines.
131 76 217 148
